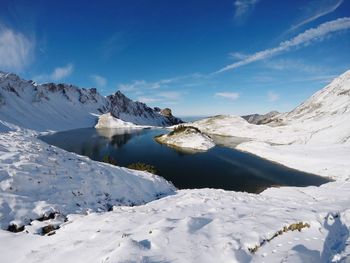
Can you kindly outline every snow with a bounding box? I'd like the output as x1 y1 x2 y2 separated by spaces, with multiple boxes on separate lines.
237 142 350 181
95 112 150 129
0 130 175 229
0 70 349 262
0 185 349 262
188 70 350 182
155 127 215 151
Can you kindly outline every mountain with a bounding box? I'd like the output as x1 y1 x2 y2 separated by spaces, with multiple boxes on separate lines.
190 70 350 145
0 72 182 131
270 70 350 144
242 111 280 124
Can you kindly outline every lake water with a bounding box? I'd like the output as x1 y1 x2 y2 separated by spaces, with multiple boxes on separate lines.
40 128 330 193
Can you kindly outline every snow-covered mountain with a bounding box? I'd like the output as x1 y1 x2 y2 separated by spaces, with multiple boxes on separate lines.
190 70 350 146
0 72 182 131
271 70 350 144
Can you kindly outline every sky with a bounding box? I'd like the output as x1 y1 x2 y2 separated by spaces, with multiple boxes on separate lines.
0 0 350 116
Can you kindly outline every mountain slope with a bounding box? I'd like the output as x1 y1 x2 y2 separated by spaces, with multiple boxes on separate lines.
0 72 182 131
191 70 350 146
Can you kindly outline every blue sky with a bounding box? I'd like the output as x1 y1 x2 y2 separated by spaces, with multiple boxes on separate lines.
0 0 350 116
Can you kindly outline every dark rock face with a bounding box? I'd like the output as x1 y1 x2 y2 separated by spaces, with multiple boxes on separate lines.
160 108 172 117
107 92 183 126
242 111 280 125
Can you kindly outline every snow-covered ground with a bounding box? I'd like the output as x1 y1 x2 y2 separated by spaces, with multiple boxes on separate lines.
0 183 349 262
155 126 215 151
0 130 175 229
0 71 349 262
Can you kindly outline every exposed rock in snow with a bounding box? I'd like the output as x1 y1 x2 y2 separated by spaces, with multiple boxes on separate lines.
0 72 182 131
95 112 148 129
155 126 215 151
242 110 280 124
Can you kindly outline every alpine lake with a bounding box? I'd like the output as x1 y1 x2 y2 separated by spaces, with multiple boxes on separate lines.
40 128 330 193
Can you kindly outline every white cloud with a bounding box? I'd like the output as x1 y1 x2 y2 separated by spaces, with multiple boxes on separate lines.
229 52 249 60
91 74 107 87
137 97 160 104
33 63 74 83
119 80 163 92
51 64 73 80
118 74 203 94
215 92 240 100
267 90 279 102
158 91 182 100
265 59 326 74
234 0 259 23
289 0 344 32
0 24 34 71
216 17 350 73
137 91 184 105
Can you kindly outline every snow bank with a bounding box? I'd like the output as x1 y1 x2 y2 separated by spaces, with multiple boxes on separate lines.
155 126 215 151
95 112 149 129
0 185 349 262
237 142 350 181
0 131 175 229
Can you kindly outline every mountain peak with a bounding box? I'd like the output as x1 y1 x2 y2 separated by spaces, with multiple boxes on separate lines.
0 72 183 131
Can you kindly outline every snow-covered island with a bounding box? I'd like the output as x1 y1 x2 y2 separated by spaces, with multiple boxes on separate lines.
0 71 349 262
155 125 215 152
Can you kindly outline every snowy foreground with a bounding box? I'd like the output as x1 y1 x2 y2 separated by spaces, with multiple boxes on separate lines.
0 71 350 262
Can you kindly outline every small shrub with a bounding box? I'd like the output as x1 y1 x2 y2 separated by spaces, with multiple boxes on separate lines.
127 162 158 174
101 155 117 165
169 125 201 136
248 221 310 253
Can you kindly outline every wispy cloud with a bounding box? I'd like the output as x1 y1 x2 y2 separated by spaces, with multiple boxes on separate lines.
264 59 327 74
267 90 279 102
34 63 74 83
118 74 204 93
289 0 344 32
216 17 350 73
234 0 259 24
137 97 160 104
137 91 185 105
51 64 74 81
91 74 107 87
215 92 240 100
100 32 128 59
158 91 182 100
119 80 163 92
0 24 34 71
